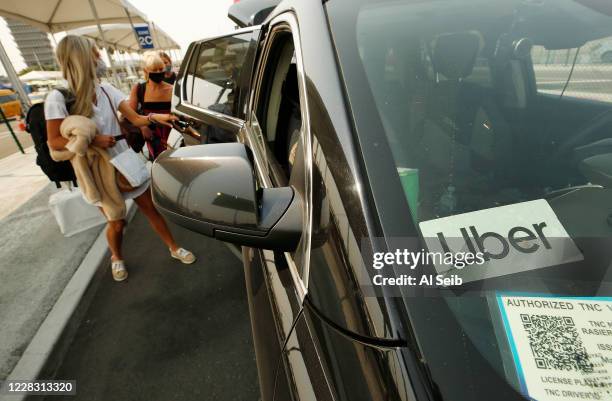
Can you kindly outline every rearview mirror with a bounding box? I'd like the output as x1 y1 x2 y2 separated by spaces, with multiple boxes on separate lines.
151 143 302 251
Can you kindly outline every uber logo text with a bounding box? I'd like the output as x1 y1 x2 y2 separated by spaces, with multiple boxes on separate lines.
436 222 551 262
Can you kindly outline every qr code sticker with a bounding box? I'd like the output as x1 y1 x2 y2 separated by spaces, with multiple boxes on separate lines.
521 314 594 373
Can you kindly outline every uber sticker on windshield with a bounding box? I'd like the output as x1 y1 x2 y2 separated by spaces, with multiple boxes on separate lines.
418 199 583 283
497 295 612 400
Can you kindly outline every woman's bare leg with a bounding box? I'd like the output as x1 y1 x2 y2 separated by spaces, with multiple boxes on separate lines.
133 188 179 251
100 208 125 261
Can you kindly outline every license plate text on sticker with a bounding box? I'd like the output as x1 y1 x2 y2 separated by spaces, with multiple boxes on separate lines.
419 199 583 283
497 295 612 401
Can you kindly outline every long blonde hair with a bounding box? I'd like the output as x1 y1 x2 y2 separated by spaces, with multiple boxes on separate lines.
55 35 97 117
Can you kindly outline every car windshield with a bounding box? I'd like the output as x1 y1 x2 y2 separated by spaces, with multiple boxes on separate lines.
327 0 612 400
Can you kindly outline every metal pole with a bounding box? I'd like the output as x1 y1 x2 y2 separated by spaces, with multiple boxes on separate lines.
50 33 58 47
0 107 25 154
49 33 60 69
33 52 44 71
124 7 142 51
150 21 161 49
124 51 135 78
0 40 31 113
88 0 121 88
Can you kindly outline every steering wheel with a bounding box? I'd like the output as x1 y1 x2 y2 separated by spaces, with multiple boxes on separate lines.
551 108 612 160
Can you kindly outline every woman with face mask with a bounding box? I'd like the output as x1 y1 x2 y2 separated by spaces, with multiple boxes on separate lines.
159 52 176 85
45 36 196 282
129 51 173 160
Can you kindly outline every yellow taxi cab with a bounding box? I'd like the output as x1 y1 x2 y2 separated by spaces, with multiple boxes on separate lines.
0 89 22 119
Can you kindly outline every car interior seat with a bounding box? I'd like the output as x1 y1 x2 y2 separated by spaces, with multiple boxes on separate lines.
415 31 517 218
275 63 302 173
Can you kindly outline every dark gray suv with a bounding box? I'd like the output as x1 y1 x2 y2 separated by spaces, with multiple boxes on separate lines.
154 0 612 400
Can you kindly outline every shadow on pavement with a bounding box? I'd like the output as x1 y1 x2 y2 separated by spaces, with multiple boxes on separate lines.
48 212 259 401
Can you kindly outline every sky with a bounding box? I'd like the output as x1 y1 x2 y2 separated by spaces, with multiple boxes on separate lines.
0 0 237 75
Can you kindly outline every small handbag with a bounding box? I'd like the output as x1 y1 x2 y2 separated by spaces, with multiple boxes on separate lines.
119 118 146 153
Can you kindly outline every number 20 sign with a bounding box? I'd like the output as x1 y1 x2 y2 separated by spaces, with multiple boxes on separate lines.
134 25 154 49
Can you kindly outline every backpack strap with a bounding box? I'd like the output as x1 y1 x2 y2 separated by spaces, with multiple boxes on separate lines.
55 87 75 115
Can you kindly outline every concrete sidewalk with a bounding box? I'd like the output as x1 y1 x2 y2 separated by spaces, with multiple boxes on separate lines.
0 146 49 220
0 120 33 160
0 183 104 380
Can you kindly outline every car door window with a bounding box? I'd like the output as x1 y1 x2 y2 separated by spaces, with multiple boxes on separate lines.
191 33 253 117
251 27 311 289
176 30 259 145
182 43 200 103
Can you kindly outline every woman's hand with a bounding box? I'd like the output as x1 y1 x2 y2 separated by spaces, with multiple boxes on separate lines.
92 135 116 148
150 113 178 127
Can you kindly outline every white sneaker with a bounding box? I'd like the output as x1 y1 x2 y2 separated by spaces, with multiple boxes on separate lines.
170 247 196 264
111 260 128 282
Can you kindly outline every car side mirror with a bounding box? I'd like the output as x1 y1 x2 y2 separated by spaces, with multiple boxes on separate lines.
151 143 302 251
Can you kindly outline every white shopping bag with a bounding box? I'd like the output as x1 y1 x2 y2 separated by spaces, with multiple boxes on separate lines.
48 188 106 237
110 148 150 187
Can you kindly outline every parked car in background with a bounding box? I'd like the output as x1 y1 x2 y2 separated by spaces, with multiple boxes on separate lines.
0 89 22 119
153 0 612 400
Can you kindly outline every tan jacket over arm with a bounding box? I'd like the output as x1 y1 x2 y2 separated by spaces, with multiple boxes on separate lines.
51 115 126 221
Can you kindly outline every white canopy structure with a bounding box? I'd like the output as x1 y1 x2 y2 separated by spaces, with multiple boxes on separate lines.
19 70 63 82
0 0 169 98
68 23 180 52
0 0 147 33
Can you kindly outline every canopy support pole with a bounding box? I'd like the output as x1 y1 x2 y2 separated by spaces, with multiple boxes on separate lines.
150 21 161 49
49 33 60 69
88 0 121 88
0 40 30 113
124 7 142 52
0 107 25 154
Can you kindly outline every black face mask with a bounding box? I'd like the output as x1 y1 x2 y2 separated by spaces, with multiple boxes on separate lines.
148 72 164 83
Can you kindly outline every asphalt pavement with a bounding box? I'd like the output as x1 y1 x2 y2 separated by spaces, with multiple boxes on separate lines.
0 147 49 220
48 212 259 401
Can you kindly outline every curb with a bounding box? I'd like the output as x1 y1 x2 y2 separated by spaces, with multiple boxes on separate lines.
0 203 137 401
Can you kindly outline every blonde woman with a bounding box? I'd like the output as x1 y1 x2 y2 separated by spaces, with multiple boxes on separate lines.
45 35 196 282
128 51 173 159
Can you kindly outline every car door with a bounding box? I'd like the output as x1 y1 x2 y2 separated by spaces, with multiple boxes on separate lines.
171 28 261 146
244 4 424 401
239 14 315 400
